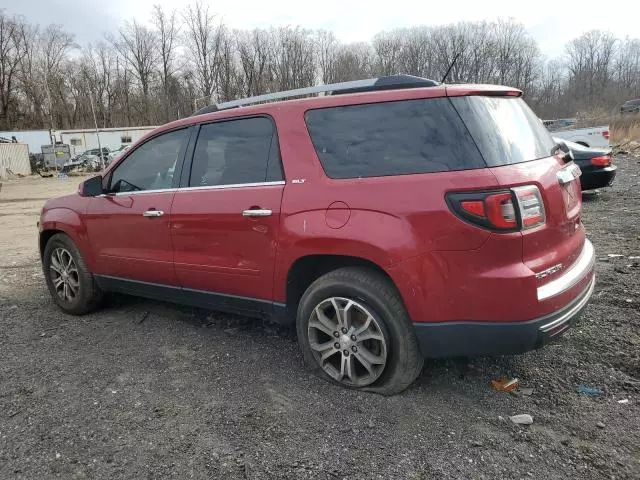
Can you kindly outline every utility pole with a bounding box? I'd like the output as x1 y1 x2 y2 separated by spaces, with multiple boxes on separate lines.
88 89 104 170
43 69 58 172
44 69 55 132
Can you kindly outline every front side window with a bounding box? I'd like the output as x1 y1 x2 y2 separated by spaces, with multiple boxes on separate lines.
189 117 282 187
109 129 187 193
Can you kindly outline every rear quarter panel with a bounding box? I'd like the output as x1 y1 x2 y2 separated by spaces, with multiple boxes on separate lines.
271 105 500 314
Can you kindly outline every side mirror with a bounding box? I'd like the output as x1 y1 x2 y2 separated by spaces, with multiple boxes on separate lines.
79 175 104 197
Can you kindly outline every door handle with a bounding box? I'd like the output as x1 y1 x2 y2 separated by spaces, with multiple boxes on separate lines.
242 209 272 217
143 210 164 217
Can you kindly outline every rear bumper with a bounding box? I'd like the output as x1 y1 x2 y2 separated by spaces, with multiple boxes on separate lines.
580 165 617 190
413 273 595 358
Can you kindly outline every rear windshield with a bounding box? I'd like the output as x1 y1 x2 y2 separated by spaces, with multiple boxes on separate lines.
450 96 555 167
304 98 485 179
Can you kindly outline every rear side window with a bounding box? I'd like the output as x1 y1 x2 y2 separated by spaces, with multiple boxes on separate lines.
305 98 485 179
190 117 282 187
450 96 555 167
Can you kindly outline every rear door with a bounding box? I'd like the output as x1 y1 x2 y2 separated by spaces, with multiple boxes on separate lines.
450 95 585 276
170 116 284 312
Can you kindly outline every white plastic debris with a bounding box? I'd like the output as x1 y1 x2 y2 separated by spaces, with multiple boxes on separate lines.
510 414 534 425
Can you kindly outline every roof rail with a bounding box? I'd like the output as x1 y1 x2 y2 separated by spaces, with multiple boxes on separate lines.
193 75 439 115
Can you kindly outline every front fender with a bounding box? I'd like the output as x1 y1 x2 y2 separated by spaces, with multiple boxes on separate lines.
39 207 95 270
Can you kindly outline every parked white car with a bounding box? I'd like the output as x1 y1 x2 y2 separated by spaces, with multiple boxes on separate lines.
550 125 610 148
108 145 131 162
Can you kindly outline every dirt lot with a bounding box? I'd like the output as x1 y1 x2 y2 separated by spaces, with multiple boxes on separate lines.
1 162 639 480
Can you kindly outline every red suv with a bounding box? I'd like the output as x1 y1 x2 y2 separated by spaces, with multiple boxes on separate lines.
39 75 595 395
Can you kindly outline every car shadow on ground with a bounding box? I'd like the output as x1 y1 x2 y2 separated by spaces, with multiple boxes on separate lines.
97 292 524 394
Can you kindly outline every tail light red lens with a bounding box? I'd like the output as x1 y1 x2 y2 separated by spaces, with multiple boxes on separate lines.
460 200 486 217
485 192 517 229
602 131 610 140
447 185 546 232
590 155 611 167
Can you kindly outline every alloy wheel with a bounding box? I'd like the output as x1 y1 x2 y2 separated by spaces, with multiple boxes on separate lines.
49 247 80 302
307 297 388 387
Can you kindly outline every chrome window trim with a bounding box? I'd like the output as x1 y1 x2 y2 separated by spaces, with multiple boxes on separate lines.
97 181 286 197
178 181 286 192
98 188 177 197
537 239 595 301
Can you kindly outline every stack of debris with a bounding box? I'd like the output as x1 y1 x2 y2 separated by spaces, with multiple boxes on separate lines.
613 140 640 157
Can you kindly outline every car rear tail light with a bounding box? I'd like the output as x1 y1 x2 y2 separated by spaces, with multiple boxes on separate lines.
602 130 610 140
512 186 545 229
485 192 517 229
446 185 546 232
590 155 611 167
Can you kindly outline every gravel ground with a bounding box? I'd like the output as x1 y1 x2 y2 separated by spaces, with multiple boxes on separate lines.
1 159 639 480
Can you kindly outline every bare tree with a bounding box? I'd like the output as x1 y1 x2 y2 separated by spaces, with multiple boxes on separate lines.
372 30 404 76
330 43 374 82
397 27 434 78
2 3 640 128
566 30 617 108
183 0 224 106
271 27 315 91
613 37 640 97
236 29 273 96
109 20 157 122
0 11 27 128
216 29 240 102
152 4 180 121
315 29 338 83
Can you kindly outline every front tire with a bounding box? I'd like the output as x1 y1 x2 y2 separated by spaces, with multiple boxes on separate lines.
43 233 103 315
296 267 423 395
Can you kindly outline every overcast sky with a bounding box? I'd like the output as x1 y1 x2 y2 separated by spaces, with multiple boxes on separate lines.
9 0 634 59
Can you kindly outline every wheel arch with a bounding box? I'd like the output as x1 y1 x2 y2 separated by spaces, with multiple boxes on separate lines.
281 254 402 323
39 208 94 269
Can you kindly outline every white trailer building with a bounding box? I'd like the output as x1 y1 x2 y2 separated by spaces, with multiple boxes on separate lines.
53 126 157 156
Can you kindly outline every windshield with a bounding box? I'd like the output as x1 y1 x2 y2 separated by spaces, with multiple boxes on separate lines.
450 96 555 167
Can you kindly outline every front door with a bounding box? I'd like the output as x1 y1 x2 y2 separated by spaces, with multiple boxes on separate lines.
85 128 190 285
171 116 285 309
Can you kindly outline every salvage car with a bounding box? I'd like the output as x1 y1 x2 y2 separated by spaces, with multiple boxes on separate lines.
551 125 610 148
38 75 595 394
620 99 640 115
554 138 617 191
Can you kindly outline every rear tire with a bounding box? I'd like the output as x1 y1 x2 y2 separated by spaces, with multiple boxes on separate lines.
43 233 103 315
296 267 423 395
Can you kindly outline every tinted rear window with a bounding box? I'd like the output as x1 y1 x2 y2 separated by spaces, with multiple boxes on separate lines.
305 98 485 179
450 96 555 167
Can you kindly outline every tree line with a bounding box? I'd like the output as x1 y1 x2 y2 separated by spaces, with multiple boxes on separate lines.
1 3 639 131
